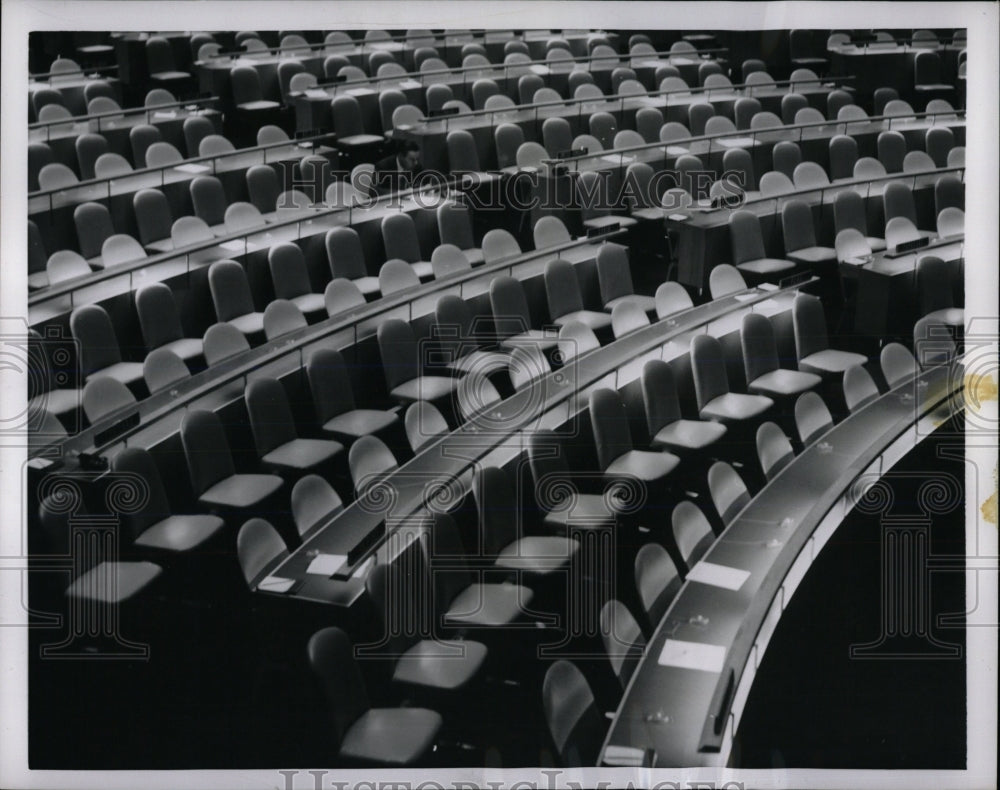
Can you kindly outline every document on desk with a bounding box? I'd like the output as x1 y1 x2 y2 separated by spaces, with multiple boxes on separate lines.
305 89 330 99
173 163 211 174
603 745 647 766
346 87 375 97
662 145 689 156
307 553 347 576
734 293 758 302
658 639 726 673
685 561 752 591
399 80 422 89
258 575 296 593
153 110 177 119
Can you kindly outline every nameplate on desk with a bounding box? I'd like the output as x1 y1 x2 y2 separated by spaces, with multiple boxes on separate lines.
587 223 619 237
686 561 751 591
886 236 931 256
657 639 726 673
555 148 587 160
173 163 211 174
429 106 460 118
306 553 347 576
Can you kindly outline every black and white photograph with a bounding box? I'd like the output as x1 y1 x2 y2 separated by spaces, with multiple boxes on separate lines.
1 3 996 789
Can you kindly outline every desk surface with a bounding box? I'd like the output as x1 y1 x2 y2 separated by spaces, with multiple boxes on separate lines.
599 360 963 767
259 282 807 607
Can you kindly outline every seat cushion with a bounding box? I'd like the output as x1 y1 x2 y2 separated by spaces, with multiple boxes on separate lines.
262 438 343 471
322 409 397 440
462 247 485 266
31 388 81 417
390 375 460 403
748 368 822 397
292 292 327 315
238 100 281 111
700 392 774 422
353 276 380 296
542 492 618 532
736 257 797 276
86 361 144 387
411 261 433 280
448 349 509 375
499 330 558 350
228 312 265 336
799 348 868 375
135 514 226 552
651 418 727 452
199 473 283 509
553 309 613 331
605 294 657 314
392 639 487 690
445 582 532 626
160 336 203 362
66 561 161 603
340 707 443 765
495 536 579 574
787 246 837 265
605 449 680 482
338 133 384 147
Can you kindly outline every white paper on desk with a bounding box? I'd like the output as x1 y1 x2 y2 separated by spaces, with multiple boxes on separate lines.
258 575 295 593
734 293 758 302
174 163 211 174
636 96 662 106
153 110 177 119
686 561 751 591
307 553 347 576
305 89 329 99
399 80 422 89
757 282 779 291
752 297 783 316
603 745 646 766
529 64 549 75
219 240 246 252
667 213 689 222
663 145 689 156
346 87 374 97
601 154 635 163
658 639 726 673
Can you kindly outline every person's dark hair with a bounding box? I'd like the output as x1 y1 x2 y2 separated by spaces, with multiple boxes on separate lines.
396 139 420 155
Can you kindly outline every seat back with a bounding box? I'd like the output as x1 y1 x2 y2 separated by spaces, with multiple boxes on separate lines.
306 347 357 423
111 447 178 540
73 202 114 259
542 117 573 157
446 130 482 173
792 293 829 362
135 282 184 351
672 499 715 568
425 83 454 113
708 264 747 299
473 466 520 556
828 134 859 181
509 344 551 390
245 376 299 457
843 365 880 413
826 89 853 120
430 244 471 280
596 244 635 305
781 198 818 252
324 226 367 280
634 543 681 630
208 260 256 322
925 126 955 168
589 388 633 469
101 234 145 267
934 175 964 215
145 141 183 168
199 134 236 157
794 391 833 445
139 335 190 392
792 162 829 190
74 133 108 181
381 213 422 263
772 140 802 180
132 189 172 246
611 301 649 339
544 258 585 321
263 300 307 341
688 102 714 136
377 318 419 391
885 216 920 250
291 474 343 539
914 316 958 368
231 65 266 105
181 115 214 157
707 461 750 525
379 259 420 295
70 304 122 376
245 164 279 213
833 189 869 237
171 216 213 246
324 278 366 317
741 312 779 385
640 359 683 437
936 207 964 239
758 171 794 197
728 210 766 265
482 228 522 265
489 274 532 338
190 175 227 226
349 435 398 497
691 333 732 411
534 216 572 250
635 107 664 143
599 600 646 689
756 421 795 481
558 321 600 362
46 250 90 286
495 123 525 168
877 131 906 173
268 242 312 300
588 112 618 149
404 401 449 453
916 255 955 315
82 376 137 423
542 661 604 767
654 282 693 320
180 409 237 495
880 343 918 389
457 376 502 422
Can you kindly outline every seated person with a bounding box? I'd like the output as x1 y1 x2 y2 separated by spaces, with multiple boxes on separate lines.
374 140 422 194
